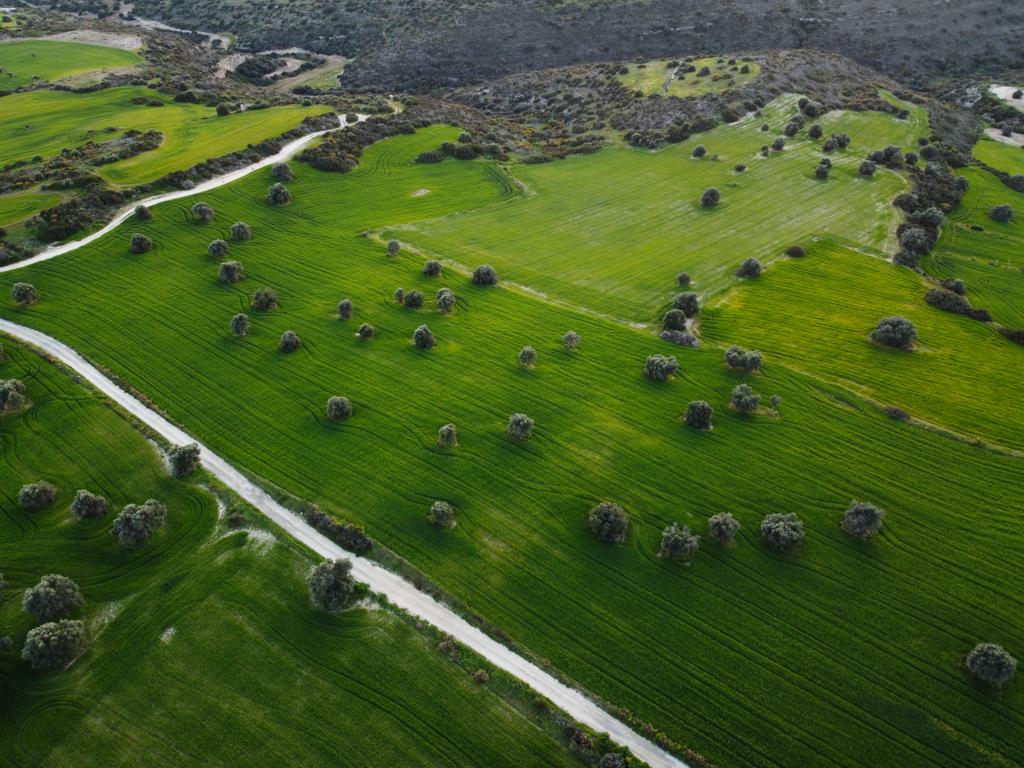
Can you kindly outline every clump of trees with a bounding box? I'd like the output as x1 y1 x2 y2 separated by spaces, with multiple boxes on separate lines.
507 413 534 440
660 523 700 559
337 298 353 319
219 260 244 284
70 490 108 520
563 331 580 350
761 513 804 552
966 643 1017 688
129 233 151 254
843 500 885 540
279 330 301 353
267 183 292 205
0 378 26 413
736 257 762 278
208 239 229 259
403 290 424 309
731 384 761 413
326 396 353 421
23 574 83 622
230 221 252 241
924 287 972 316
428 500 456 528
436 288 456 313
708 512 741 545
870 316 916 350
989 204 1014 222
168 444 200 478
271 162 294 181
518 346 537 367
472 264 498 285
252 287 278 311
11 282 39 305
357 323 374 340
191 202 214 222
437 423 458 448
308 559 356 612
588 502 629 543
724 345 762 372
684 400 713 430
22 619 84 670
18 481 57 511
700 187 721 208
423 259 442 277
413 324 435 349
672 292 699 317
644 353 679 381
230 312 249 336
111 499 167 547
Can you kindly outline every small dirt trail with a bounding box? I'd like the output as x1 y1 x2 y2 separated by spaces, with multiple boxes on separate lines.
0 318 688 768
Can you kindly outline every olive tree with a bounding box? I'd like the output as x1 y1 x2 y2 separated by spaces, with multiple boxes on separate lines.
760 512 804 552
736 257 762 278
708 512 741 545
267 182 292 205
684 400 713 430
208 239 229 259
70 489 108 520
387 239 400 256
672 292 700 317
563 331 580 350
0 379 26 413
692 144 707 158
644 354 679 381
18 481 57 511
271 162 294 181
135 204 152 220
731 384 761 413
771 137 785 151
326 396 353 421
11 282 38 305
785 245 806 257
436 288 456 313
815 163 830 179
230 221 252 241
308 559 356 612
676 272 691 287
413 324 435 349
23 574 83 622
662 308 688 331
518 346 537 367
191 202 214 222
724 345 762 372
252 287 278 311
337 298 353 319
279 330 301 353
659 523 700 559
437 423 458 448
218 260 244 284
989 204 1014 223
111 499 167 547
588 502 629 543
422 259 442 277
858 160 876 177
507 412 534 440
966 643 1017 688
357 322 374 340
129 233 151 254
870 316 916 349
700 187 721 208
428 500 456 528
21 619 84 670
808 124 823 139
472 264 498 285
393 287 405 304
843 500 885 540
230 312 250 336
168 443 200 478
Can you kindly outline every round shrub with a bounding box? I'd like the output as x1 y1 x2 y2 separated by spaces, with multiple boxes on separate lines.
208 239 229 259
808 124 823 140
785 245 805 257
271 162 294 181
437 423 458 448
279 330 301 353
267 183 292 205
11 282 39 305
0 379 26 413
393 287 405 304
308 559 356 612
708 512 741 545
771 137 785 151
731 383 761 413
588 502 629 543
23 574 83 622
129 233 151 254
676 272 691 286
843 500 885 540
112 498 167 547
230 221 252 241
191 202 214 222
218 260 244 284
644 353 679 381
326 396 353 421
736 257 762 278
168 443 200 478
870 316 916 350
357 323 374 340
662 308 688 331
70 489 108 520
684 400 713 430
337 298 353 319
563 331 580 350
761 512 804 552
507 413 534 440
472 264 498 285
436 288 456 313
428 500 456 528
700 187 721 208
692 144 707 158
734 164 746 173
660 523 700 559
135 204 152 220
858 160 876 177
387 240 400 256
815 163 830 179
18 481 57 511
672 292 700 317
230 312 250 336
404 290 424 309
989 204 1014 223
966 643 1017 688
252 287 278 311
22 619 84 670
422 259 442 277
518 346 537 367
724 345 763 372
413 324 435 349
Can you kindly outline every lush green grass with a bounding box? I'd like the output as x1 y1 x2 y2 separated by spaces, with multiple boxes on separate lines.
618 56 760 98
2 124 1023 767
391 95 922 320
920 167 1024 328
0 40 139 90
0 86 331 185
973 137 1024 176
0 190 61 228
0 342 580 768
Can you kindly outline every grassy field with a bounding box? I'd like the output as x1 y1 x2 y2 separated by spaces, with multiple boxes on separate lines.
1 124 1022 767
0 341 581 768
391 95 921 320
973 136 1024 176
0 190 61 229
0 87 331 186
0 40 140 90
618 56 760 98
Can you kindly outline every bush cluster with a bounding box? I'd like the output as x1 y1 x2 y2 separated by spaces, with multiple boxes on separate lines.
644 354 678 381
724 345 762 372
18 481 57 511
112 498 167 547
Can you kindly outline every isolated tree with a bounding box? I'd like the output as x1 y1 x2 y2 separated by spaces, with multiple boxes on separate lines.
771 137 785 151
644 354 679 381
402 290 424 309
708 512 741 545
989 204 1014 223
252 287 278 311
823 136 838 152
507 413 534 440
393 287 405 304
660 523 700 559
966 643 1017 688
216 102 232 116
724 345 763 372
23 574 83 622
836 133 851 148
129 233 151 254
858 160 876 177
734 164 746 173
770 394 781 413
112 499 167 547
815 163 830 179
11 282 38 305
337 298 353 319
428 500 456 528
808 124 823 140
422 259 442 277
0 379 26 413
230 312 250 336
563 331 580 350
21 620 84 670
672 292 700 317
692 144 707 158
218 260 244 284
168 443 200 478
387 240 401 256
267 182 292 205
326 396 353 421
437 423 458 447
191 202 214 222
279 330 301 353
761 512 804 552
843 500 885 540
413 324 435 349
588 502 629 543
676 272 691 287
18 481 57 511
357 323 375 340
785 245 806 258
208 239 229 259
270 162 294 181
736 257 762 278
472 264 498 285
700 187 721 208
135 204 152 220
230 221 252 241
70 490 108 521
308 559 356 612
731 384 761 413
518 346 537 367
783 122 800 137
870 316 916 350
436 287 456 313
684 400 713 430
662 308 688 331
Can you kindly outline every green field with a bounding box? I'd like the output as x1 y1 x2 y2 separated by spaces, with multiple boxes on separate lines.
0 40 140 90
618 56 760 98
2 121 1022 767
0 190 61 228
391 95 922 320
973 136 1024 176
0 342 581 768
0 86 331 186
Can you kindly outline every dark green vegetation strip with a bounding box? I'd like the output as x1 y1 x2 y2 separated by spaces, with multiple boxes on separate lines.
1 119 1022 766
0 342 583 768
